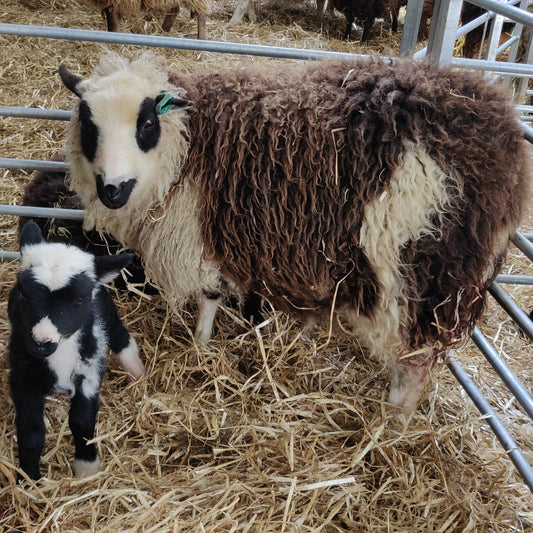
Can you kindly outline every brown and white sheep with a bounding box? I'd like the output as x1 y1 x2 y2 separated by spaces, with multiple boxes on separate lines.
87 0 211 39
58 52 531 410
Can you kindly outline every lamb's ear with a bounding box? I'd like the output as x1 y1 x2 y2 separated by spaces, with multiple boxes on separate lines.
59 65 84 98
19 220 43 249
95 253 135 284
155 92 193 115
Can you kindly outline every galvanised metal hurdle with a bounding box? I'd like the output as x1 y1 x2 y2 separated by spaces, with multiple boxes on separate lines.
1 0 533 491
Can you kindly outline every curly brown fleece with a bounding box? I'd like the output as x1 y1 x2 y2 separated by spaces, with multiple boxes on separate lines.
169 56 531 353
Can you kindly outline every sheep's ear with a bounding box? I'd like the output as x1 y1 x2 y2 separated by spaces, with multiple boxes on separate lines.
19 220 43 249
59 65 84 98
95 253 135 284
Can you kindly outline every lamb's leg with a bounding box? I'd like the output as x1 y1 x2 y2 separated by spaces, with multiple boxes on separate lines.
69 391 101 478
115 335 145 379
162 6 179 32
388 349 436 411
195 290 222 342
102 7 119 32
361 18 374 42
11 383 46 480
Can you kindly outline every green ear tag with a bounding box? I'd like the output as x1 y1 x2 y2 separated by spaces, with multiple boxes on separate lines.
156 93 175 115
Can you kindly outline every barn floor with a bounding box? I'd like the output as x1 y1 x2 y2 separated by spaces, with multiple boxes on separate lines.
0 0 532 531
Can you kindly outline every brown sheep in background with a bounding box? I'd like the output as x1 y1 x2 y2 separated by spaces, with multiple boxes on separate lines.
59 52 530 411
86 0 211 38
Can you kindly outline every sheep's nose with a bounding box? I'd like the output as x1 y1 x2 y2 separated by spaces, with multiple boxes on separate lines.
95 174 136 209
30 339 58 357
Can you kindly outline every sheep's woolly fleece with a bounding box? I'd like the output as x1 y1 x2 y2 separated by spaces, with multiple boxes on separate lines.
0 0 532 530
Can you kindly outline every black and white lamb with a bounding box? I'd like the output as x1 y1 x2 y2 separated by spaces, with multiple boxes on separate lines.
58 53 531 411
8 221 144 480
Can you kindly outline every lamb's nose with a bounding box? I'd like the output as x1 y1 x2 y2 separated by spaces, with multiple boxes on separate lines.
30 339 58 357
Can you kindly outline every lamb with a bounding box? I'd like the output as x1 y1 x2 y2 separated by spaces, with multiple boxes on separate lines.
87 0 211 39
59 52 531 410
8 220 145 480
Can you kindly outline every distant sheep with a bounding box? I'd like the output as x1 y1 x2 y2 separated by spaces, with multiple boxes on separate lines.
87 0 211 39
329 0 390 40
59 53 530 410
8 221 144 480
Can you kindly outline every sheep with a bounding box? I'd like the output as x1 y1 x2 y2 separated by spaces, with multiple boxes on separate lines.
329 0 399 41
8 220 145 480
58 52 531 411
86 0 211 39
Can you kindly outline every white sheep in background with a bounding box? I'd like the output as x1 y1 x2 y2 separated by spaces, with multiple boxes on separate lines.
7 221 144 480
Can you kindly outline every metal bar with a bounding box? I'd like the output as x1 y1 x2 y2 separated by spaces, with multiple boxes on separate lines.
0 157 69 172
495 274 533 284
0 23 358 61
467 0 533 26
0 251 20 262
399 0 426 56
0 205 84 220
512 231 533 261
488 282 533 341
426 0 465 65
447 356 533 492
520 122 533 143
471 327 533 419
450 56 533 75
0 106 71 120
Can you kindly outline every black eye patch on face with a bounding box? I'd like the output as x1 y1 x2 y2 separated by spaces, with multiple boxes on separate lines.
79 101 99 162
136 97 161 152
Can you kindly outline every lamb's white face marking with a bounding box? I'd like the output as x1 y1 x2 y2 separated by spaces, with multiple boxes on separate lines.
21 242 95 292
32 316 61 345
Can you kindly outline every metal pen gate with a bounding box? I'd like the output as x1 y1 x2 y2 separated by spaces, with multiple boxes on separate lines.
1 0 533 494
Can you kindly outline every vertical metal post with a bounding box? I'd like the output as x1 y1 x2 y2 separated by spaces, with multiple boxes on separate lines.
399 0 426 56
426 0 465 65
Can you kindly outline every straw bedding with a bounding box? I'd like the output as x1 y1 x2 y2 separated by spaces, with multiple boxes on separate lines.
0 0 532 530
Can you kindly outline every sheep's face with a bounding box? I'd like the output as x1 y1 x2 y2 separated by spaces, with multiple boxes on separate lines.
11 221 132 358
59 62 191 212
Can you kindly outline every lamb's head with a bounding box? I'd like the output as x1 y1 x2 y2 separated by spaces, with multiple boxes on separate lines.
59 55 192 230
14 221 133 358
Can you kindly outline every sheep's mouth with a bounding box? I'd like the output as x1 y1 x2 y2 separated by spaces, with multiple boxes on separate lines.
96 175 136 209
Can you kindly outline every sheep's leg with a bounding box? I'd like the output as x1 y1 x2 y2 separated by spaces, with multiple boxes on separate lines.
102 7 119 32
316 0 325 21
230 0 255 24
69 391 100 478
195 290 222 342
162 6 179 32
361 18 374 42
344 13 356 39
11 383 46 480
196 12 208 39
388 349 436 411
391 10 399 32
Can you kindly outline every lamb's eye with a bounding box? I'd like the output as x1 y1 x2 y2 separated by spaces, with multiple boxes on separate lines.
74 297 86 307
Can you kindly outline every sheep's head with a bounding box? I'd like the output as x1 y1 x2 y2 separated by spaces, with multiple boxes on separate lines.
59 55 192 225
13 221 133 358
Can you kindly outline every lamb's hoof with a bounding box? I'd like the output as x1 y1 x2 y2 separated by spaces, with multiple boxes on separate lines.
73 457 101 478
